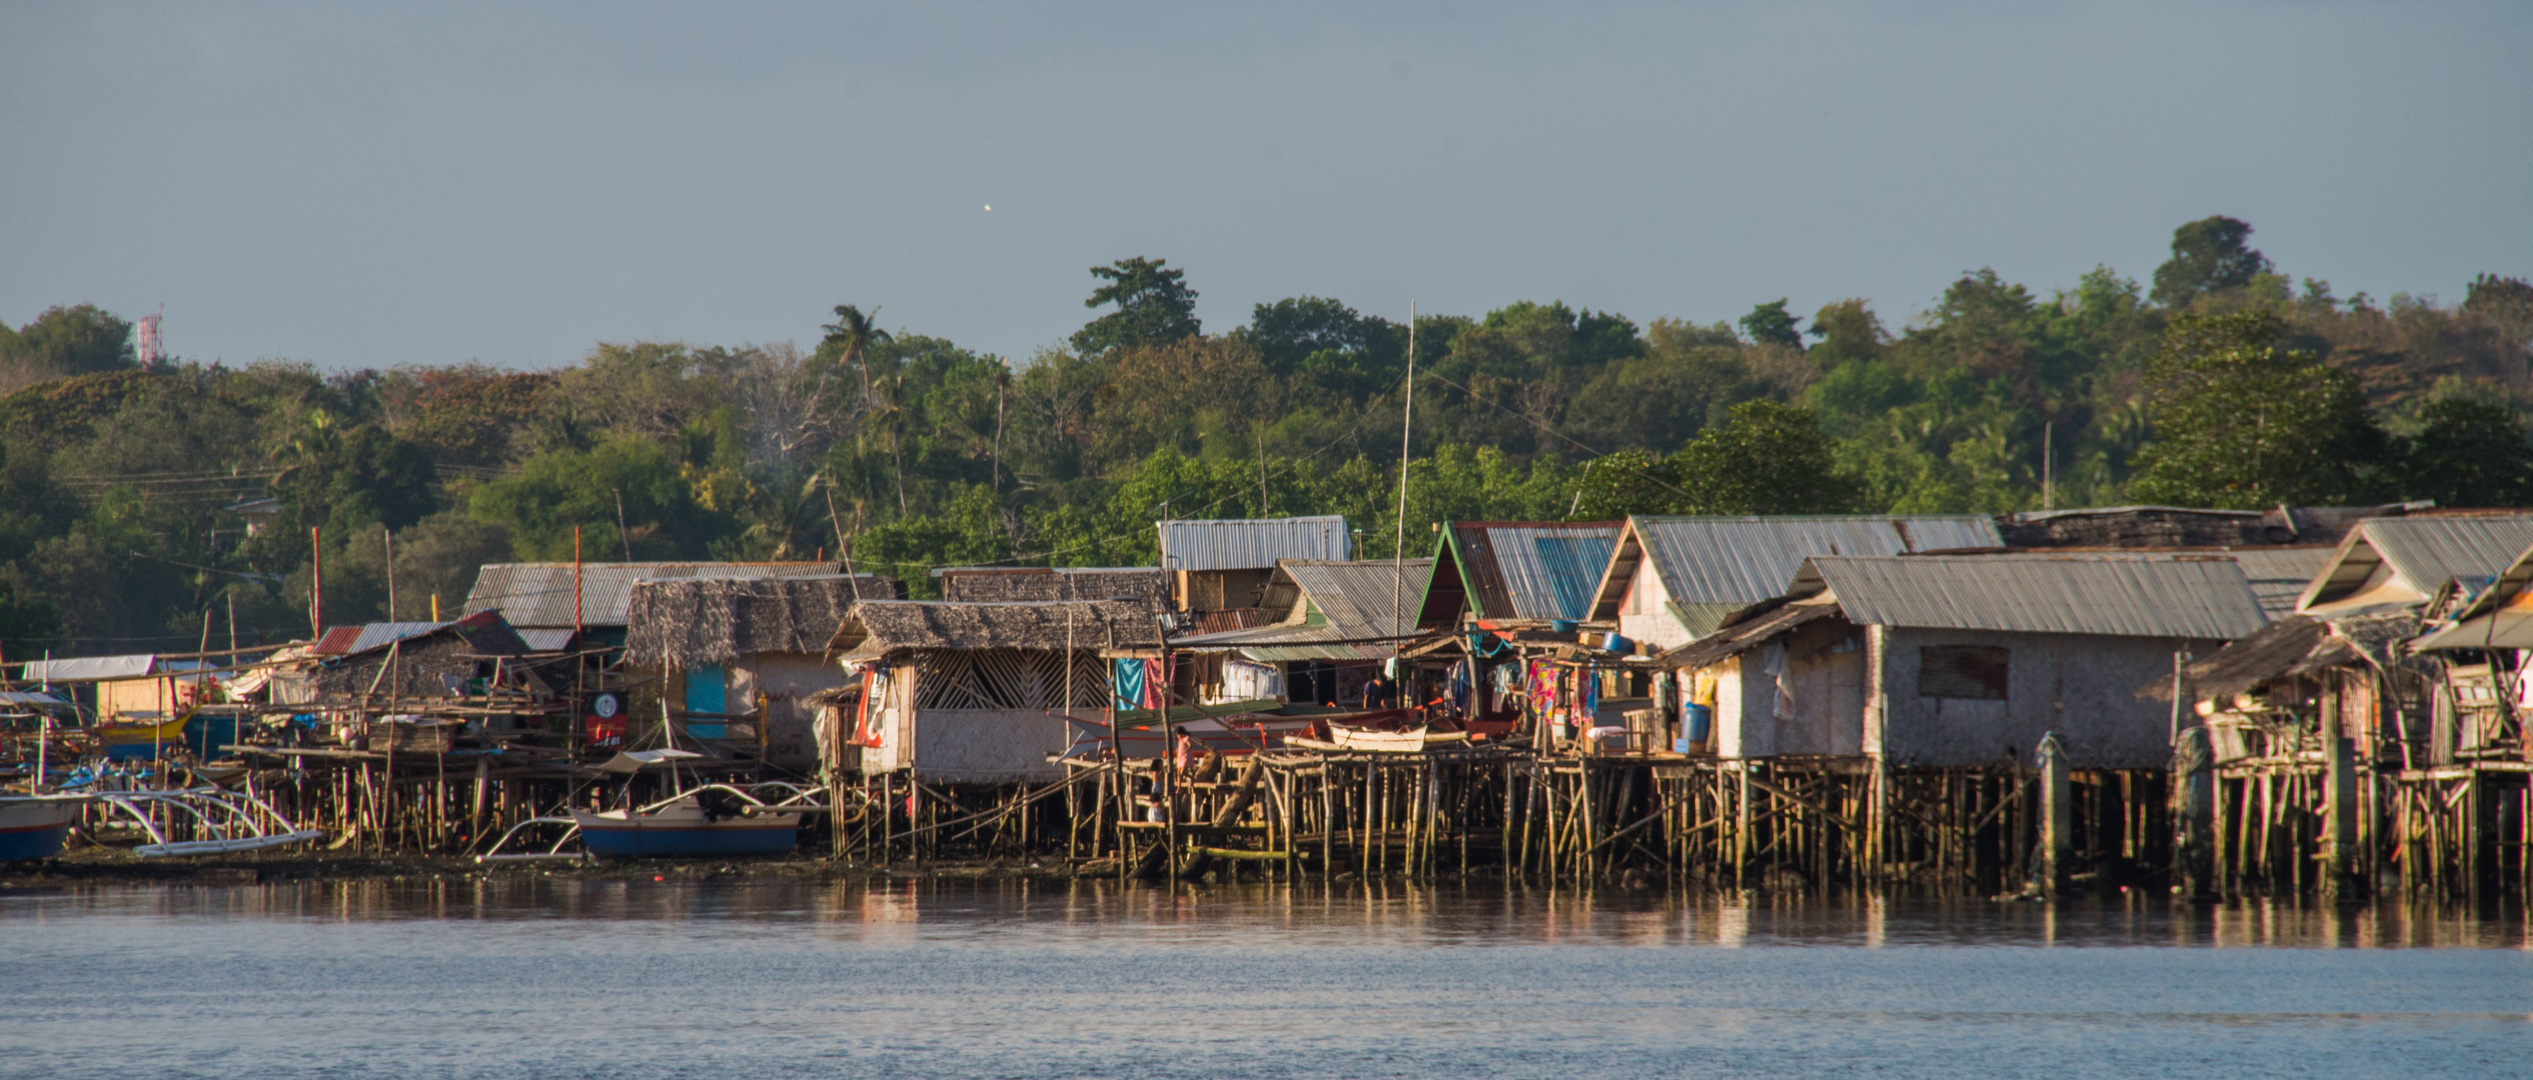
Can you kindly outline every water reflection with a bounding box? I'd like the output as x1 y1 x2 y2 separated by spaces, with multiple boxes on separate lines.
8 879 2531 1080
9 877 2527 949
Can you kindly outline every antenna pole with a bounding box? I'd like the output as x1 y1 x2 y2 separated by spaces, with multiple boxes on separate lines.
1393 301 1415 637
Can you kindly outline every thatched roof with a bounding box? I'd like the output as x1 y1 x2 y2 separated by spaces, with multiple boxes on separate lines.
624 576 880 666
803 684 862 709
826 599 1165 661
937 567 1169 604
466 561 886 628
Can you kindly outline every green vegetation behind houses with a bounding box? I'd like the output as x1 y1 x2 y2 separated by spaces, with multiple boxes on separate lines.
4 216 2530 654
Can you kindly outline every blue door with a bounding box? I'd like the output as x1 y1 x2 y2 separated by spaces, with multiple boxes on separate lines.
685 666 728 739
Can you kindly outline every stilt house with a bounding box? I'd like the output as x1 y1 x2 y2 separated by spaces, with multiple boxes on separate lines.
1416 521 1624 630
1170 558 1434 706
826 599 1165 784
1585 515 2004 653
1663 554 2269 768
624 575 875 768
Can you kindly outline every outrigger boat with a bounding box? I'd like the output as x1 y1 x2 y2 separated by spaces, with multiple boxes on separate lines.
477 770 833 863
0 787 320 859
570 788 807 859
0 796 82 860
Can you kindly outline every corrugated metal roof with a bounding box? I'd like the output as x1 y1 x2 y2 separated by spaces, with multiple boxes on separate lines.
1634 515 2004 606
2227 547 2337 620
1174 559 1431 660
464 562 858 627
1451 522 1621 620
19 654 160 682
1157 517 1351 571
313 621 448 656
1806 555 2267 639
1281 559 1433 638
517 628 578 652
2360 516 2533 596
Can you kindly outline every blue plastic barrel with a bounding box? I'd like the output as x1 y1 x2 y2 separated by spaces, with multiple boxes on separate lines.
1682 702 1713 744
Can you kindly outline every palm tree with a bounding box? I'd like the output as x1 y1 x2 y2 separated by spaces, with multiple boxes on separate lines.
822 305 906 513
820 305 890 412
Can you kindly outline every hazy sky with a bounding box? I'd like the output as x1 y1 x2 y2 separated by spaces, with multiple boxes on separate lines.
5 1 2527 370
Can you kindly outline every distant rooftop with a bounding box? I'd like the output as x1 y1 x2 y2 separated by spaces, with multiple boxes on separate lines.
1157 516 1350 571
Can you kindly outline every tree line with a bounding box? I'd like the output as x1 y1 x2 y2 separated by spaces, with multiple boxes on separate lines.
3 218 2529 655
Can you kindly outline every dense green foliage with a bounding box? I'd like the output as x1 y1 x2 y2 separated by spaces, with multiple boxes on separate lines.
4 227 2529 655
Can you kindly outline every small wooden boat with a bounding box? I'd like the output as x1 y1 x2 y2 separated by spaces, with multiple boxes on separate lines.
1286 725 1470 754
568 784 813 860
95 713 191 761
0 796 81 860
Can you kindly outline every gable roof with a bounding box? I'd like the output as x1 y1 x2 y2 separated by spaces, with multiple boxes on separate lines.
825 599 1165 661
2411 534 2533 650
1590 514 2004 639
625 576 870 666
1800 554 2268 640
2296 514 2533 616
1424 521 1622 623
1175 558 1434 661
314 609 532 661
1157 517 1350 571
464 562 890 628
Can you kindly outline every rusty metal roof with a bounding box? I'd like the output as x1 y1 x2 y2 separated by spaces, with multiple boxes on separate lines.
1802 554 2268 639
312 622 445 656
1157 517 1351 571
464 562 873 628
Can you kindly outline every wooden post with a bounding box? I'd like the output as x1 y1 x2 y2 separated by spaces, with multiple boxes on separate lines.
2325 736 2358 899
2037 733 2069 898
1733 761 1750 891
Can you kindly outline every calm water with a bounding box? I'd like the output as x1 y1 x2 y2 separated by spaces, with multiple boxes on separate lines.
4 878 2530 1079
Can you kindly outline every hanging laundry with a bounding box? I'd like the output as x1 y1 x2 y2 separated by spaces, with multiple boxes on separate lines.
1570 666 1600 733
1112 658 1146 712
1222 660 1284 702
852 667 888 748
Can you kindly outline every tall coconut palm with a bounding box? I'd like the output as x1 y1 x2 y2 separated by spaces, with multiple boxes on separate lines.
821 304 890 412
822 304 900 511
